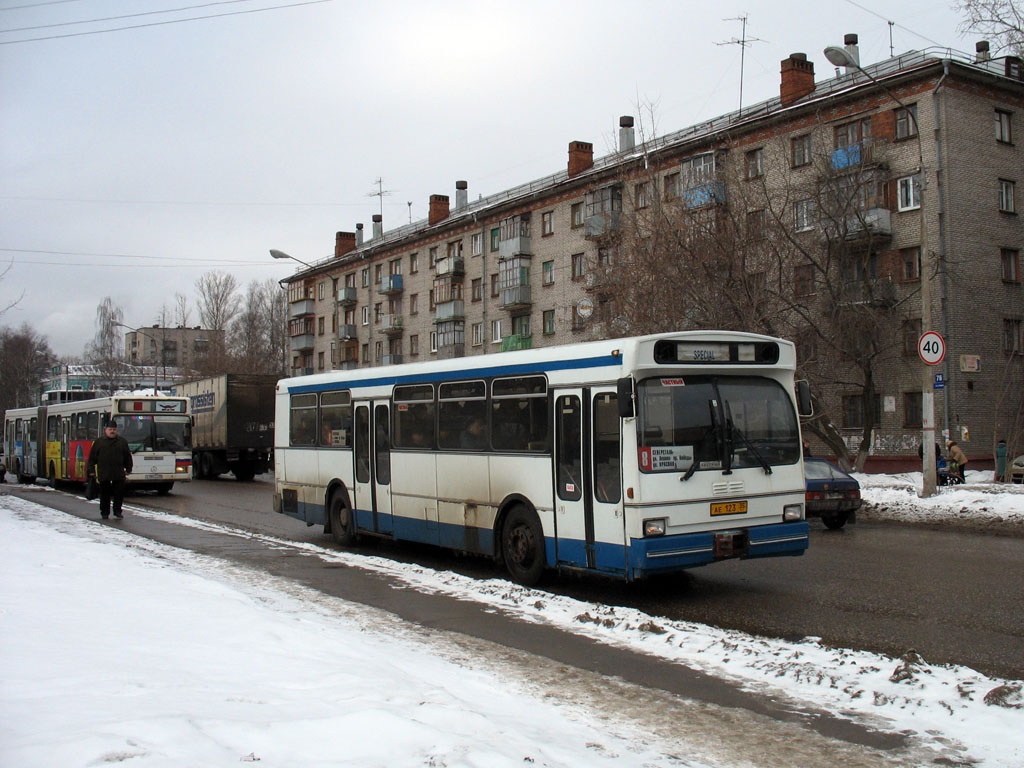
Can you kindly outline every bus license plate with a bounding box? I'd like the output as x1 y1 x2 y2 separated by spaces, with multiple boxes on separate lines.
711 500 747 516
145 473 163 480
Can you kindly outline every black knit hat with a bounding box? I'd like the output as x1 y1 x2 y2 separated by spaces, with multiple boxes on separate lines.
104 418 118 428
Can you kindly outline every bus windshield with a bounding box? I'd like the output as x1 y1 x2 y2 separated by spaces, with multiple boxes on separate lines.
637 375 799 474
113 415 192 453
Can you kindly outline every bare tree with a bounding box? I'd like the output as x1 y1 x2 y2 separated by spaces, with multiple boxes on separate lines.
174 293 193 327
0 259 23 318
0 324 56 415
601 125 914 469
85 297 127 395
228 280 289 375
955 0 1024 56
195 271 240 371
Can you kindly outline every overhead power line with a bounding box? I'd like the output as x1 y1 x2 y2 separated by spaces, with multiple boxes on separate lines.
0 0 332 45
0 0 268 33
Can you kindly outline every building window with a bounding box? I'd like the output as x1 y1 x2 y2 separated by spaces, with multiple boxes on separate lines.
471 278 482 302
663 172 680 200
361 268 369 287
746 148 764 179
794 264 814 296
374 264 383 283
842 393 880 429
895 104 918 140
317 281 325 301
795 198 815 231
571 253 585 281
409 334 419 356
996 109 1013 144
835 118 871 148
429 331 438 353
746 209 765 240
374 341 383 362
1005 317 1024 354
999 179 1016 213
317 316 325 336
897 175 921 211
635 181 650 209
542 260 554 285
428 289 435 311
512 314 530 337
490 273 499 298
901 246 921 281
541 210 554 236
543 309 555 335
409 294 418 314
390 258 402 275
791 134 812 167
410 253 419 273
490 227 500 251
344 272 356 288
361 306 369 325
471 233 482 256
447 239 463 260
318 351 325 370
904 392 922 428
902 318 921 356
471 322 484 346
361 343 368 363
491 319 502 343
571 202 583 228
344 308 355 325
429 246 438 268
1002 248 1021 283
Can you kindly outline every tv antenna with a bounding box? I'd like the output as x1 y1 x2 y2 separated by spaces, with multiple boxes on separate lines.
366 177 393 219
717 14 765 117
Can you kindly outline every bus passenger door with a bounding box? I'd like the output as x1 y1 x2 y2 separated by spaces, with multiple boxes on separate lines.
352 400 394 536
589 387 627 573
553 390 592 568
61 418 70 479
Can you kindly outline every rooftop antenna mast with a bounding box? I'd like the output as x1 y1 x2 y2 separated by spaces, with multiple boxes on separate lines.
716 14 765 117
366 177 393 219
888 20 895 57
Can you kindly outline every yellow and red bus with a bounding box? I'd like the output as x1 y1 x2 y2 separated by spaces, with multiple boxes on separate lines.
4 394 192 494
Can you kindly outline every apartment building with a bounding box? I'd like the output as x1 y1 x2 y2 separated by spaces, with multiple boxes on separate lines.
123 325 223 371
280 36 1023 469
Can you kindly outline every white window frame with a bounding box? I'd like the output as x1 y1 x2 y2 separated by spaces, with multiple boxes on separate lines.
897 175 921 211
996 109 1012 144
361 306 369 325
471 322 484 346
471 233 482 256
429 331 438 353
490 319 502 343
794 198 815 231
999 179 1016 213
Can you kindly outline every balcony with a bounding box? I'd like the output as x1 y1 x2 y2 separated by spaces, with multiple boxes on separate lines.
584 210 622 239
338 324 357 340
499 284 532 310
378 274 403 295
289 299 315 318
289 334 314 352
501 334 533 352
337 287 357 305
433 300 465 322
437 343 465 360
380 314 404 336
435 255 465 277
338 360 359 371
822 207 893 243
381 354 403 366
498 233 531 259
681 180 727 209
831 139 887 171
840 278 898 308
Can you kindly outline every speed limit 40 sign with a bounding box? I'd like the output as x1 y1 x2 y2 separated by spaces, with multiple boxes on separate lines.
918 331 946 365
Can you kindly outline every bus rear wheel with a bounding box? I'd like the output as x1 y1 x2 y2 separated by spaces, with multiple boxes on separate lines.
501 506 545 586
328 493 355 546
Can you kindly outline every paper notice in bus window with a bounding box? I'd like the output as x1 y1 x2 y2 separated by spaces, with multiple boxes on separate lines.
660 378 686 386
639 446 694 472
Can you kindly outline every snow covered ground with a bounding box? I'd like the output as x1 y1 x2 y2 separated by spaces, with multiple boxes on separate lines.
1 479 1022 767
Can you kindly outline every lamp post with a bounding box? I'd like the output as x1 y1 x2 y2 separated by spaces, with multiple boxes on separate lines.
823 45 936 497
269 249 315 269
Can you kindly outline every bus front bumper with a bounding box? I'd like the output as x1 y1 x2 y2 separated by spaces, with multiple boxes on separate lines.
629 521 809 576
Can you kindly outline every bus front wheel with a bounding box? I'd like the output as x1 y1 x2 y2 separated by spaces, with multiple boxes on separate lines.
501 506 545 586
328 493 355 546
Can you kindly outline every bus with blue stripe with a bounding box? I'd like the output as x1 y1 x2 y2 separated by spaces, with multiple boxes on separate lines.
273 330 812 583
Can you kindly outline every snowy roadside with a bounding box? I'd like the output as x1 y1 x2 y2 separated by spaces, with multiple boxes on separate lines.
4 491 1021 767
853 470 1024 536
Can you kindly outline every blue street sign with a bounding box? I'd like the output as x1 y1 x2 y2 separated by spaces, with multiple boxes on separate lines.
934 373 945 390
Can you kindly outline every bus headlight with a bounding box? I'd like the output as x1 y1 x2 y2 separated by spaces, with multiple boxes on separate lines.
643 518 667 537
783 504 803 522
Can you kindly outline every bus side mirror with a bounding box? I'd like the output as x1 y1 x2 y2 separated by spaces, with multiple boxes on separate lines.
796 380 813 417
616 377 635 418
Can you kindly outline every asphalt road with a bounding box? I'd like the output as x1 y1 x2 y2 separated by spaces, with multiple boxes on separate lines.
11 474 1024 681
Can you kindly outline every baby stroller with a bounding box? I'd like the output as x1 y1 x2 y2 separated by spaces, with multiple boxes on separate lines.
937 455 953 486
946 460 965 485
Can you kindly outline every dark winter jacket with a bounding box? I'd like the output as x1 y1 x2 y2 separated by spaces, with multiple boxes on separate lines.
87 435 133 482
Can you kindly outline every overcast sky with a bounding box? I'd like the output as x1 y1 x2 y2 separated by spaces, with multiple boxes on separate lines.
1 0 970 358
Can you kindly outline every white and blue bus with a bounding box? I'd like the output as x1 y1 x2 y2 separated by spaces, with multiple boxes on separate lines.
274 331 813 584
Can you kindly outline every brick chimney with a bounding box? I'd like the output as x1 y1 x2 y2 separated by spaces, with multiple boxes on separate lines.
780 53 815 107
428 194 450 225
334 231 356 257
568 141 594 177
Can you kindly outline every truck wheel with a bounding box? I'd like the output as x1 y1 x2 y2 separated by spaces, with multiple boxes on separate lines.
328 493 355 546
501 505 545 586
233 466 256 482
200 452 217 479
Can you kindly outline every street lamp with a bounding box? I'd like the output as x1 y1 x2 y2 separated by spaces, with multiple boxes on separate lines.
269 249 315 269
824 44 937 497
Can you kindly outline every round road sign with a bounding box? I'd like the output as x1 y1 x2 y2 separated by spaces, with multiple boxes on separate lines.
918 331 946 365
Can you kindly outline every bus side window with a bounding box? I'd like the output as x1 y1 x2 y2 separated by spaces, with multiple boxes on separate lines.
87 411 100 440
354 406 370 483
555 395 582 501
593 393 621 504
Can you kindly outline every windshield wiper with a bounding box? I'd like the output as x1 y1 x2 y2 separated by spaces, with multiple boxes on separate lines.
726 402 772 475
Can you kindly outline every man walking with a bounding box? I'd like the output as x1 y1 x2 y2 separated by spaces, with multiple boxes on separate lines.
87 418 133 519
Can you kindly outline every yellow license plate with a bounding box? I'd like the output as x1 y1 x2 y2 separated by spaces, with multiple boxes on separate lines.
711 500 748 516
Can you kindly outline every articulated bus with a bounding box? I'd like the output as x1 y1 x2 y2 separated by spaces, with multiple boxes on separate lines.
3 394 193 493
274 331 813 584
